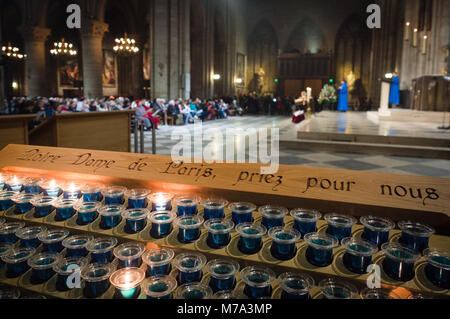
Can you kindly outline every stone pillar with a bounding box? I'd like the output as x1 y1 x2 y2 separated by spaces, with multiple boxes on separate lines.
21 26 51 97
150 0 191 100
81 20 108 99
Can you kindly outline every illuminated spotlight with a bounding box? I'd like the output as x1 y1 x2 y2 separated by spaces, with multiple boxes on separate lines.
213 74 221 80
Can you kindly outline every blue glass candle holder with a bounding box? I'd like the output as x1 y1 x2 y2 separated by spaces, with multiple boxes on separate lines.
0 243 12 268
278 272 314 299
126 189 150 209
74 201 101 226
304 232 338 267
229 202 256 225
205 259 239 293
39 180 61 198
201 198 228 220
11 193 34 215
204 219 234 249
5 176 23 192
122 208 149 234
424 248 450 289
174 215 204 243
0 222 25 244
241 266 276 299
0 285 20 299
149 211 176 239
102 186 127 205
174 195 199 216
87 237 118 264
398 220 435 253
142 247 175 277
81 263 114 298
319 278 358 299
16 226 47 249
290 208 322 238
0 173 9 191
360 216 395 248
341 237 378 274
38 229 70 253
110 267 145 299
0 191 17 211
2 247 36 278
360 288 400 299
27 252 60 284
62 182 84 199
63 235 93 258
53 198 77 221
23 177 44 194
324 213 357 242
236 223 267 255
173 252 207 285
143 276 178 299
268 227 301 261
382 242 420 282
81 184 104 202
98 205 124 230
53 256 88 291
149 192 173 212
175 283 213 300
30 196 55 218
113 242 145 269
212 290 238 299
259 205 288 230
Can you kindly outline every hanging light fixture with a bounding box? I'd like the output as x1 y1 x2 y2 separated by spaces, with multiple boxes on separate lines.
50 38 77 56
1 43 26 59
113 33 139 54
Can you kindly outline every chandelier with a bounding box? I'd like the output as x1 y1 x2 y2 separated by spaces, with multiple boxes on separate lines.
50 38 77 56
113 33 139 54
1 43 26 59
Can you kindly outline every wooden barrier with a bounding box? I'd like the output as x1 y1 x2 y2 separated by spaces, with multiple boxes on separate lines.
0 144 449 298
0 144 449 233
0 115 37 150
28 111 133 152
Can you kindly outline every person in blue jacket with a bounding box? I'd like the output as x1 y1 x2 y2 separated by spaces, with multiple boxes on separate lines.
389 72 400 107
337 79 348 112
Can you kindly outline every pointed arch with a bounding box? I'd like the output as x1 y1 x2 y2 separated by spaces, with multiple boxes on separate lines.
285 18 326 54
247 19 278 94
334 14 371 105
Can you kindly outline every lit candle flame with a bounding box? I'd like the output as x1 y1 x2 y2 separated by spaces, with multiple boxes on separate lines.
50 179 56 189
69 182 76 192
13 176 18 184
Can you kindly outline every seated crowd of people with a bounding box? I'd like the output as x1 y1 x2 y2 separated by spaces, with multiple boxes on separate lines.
1 96 246 130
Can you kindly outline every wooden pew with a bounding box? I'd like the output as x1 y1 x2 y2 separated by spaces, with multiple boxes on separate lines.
29 110 133 152
0 114 37 150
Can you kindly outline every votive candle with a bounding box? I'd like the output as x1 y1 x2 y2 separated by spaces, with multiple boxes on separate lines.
110 267 146 299
62 235 93 257
113 242 145 269
98 204 124 230
236 223 267 255
142 247 175 277
16 226 47 249
143 275 178 299
174 195 199 216
259 205 288 229
173 252 207 285
174 215 204 243
324 213 357 241
1 247 36 278
201 198 228 220
204 218 234 249
148 211 176 239
229 202 256 225
290 208 322 238
319 278 358 299
205 259 239 293
87 237 118 264
126 188 150 209
81 263 114 298
278 272 314 299
398 220 435 253
149 192 173 212
241 266 276 299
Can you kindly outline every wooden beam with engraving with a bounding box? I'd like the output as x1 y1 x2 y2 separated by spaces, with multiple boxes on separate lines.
0 144 449 233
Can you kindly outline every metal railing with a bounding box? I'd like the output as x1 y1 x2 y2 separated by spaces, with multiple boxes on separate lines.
133 120 156 154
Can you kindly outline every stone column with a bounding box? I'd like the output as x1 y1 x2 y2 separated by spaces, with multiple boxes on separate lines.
81 19 108 99
150 0 191 100
21 26 51 97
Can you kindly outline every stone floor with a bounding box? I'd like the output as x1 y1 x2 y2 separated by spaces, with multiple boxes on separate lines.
131 113 450 178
